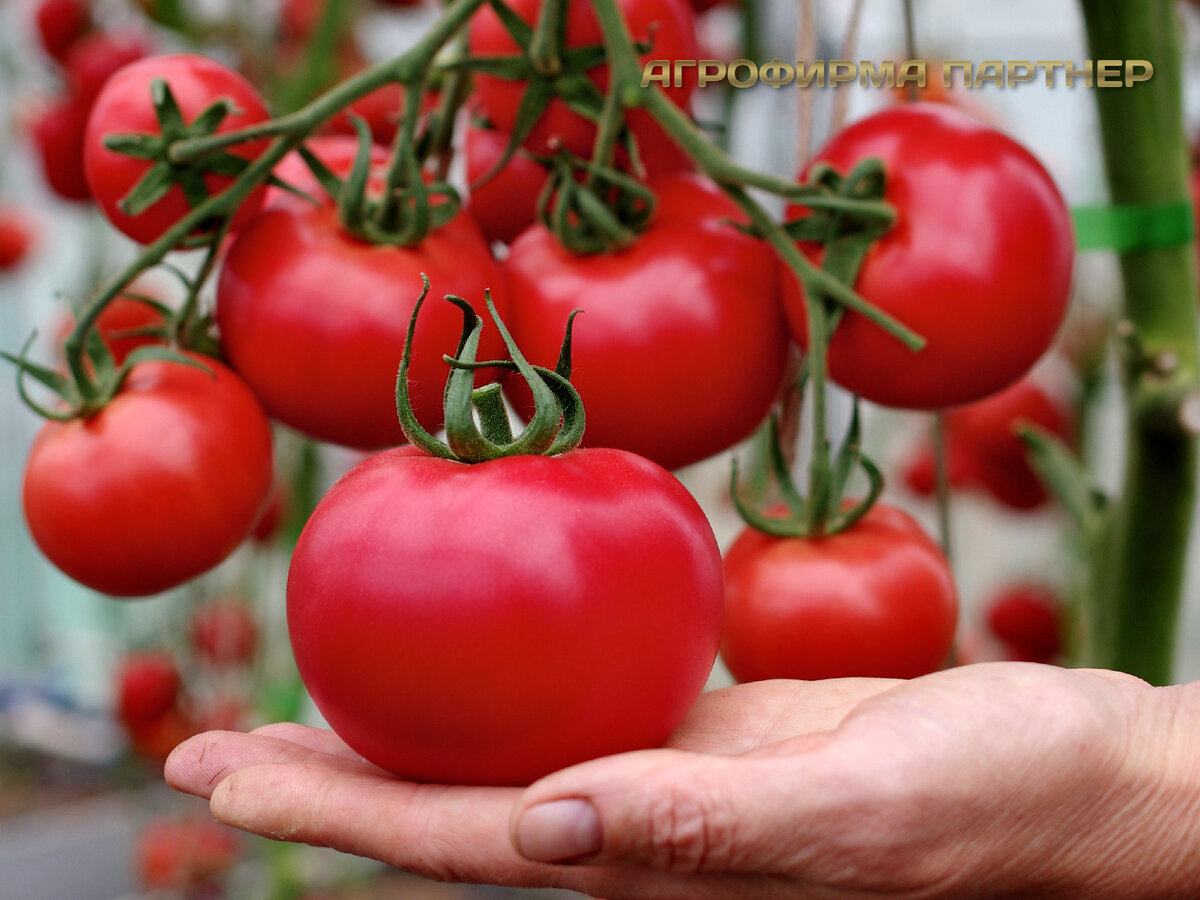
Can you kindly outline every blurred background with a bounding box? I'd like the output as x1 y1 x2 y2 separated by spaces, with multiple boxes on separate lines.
1 0 1198 896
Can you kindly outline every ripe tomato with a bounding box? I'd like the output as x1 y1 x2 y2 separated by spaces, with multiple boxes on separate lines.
216 201 508 450
983 583 1063 664
287 445 724 785
502 172 787 470
946 376 1073 510
721 502 957 681
31 98 92 201
135 818 240 890
64 32 148 106
189 599 259 665
115 651 181 726
83 54 272 244
467 0 697 158
782 103 1074 409
23 355 273 596
56 286 169 366
265 134 391 209
35 0 92 61
0 209 35 270
900 376 1073 511
465 125 550 245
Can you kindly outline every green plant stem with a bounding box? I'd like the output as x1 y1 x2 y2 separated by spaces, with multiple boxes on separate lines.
63 0 488 386
1079 0 1198 684
933 411 953 562
529 0 568 75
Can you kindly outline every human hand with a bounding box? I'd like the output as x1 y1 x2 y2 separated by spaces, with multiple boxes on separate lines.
165 663 1200 899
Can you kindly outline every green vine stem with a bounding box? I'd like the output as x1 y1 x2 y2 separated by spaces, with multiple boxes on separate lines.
1079 0 1199 684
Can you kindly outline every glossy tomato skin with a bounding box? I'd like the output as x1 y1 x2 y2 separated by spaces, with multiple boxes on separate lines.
503 173 786 470
32 98 92 201
465 126 549 245
782 104 1074 409
84 54 271 244
216 204 508 449
287 445 724 785
721 503 957 682
23 355 273 596
468 0 696 158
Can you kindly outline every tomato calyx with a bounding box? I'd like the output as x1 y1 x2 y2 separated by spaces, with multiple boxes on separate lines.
731 398 884 540
397 275 585 462
103 80 262 236
540 149 657 253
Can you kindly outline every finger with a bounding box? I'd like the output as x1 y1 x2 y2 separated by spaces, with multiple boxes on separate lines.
205 757 550 886
165 729 375 800
249 722 370 762
667 678 901 755
510 737 867 877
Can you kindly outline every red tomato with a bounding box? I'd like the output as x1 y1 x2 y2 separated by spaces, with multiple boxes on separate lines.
782 104 1074 409
216 202 508 450
325 83 409 146
946 376 1072 510
983 583 1063 664
31 98 92 201
265 134 391 209
0 209 35 270
64 31 148 106
465 125 550 244
115 651 181 726
189 599 259 665
135 818 241 890
503 172 786 470
35 0 92 61
468 0 697 158
56 288 168 366
22 355 273 596
898 439 976 497
287 445 724 785
127 706 199 763
83 54 272 244
721 502 957 681
249 480 288 542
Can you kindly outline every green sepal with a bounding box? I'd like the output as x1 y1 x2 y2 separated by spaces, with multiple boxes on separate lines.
119 162 178 216
395 275 586 463
296 142 347 204
1020 424 1109 540
0 333 80 421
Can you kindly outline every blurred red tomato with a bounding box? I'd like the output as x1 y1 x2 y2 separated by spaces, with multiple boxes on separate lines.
984 583 1063 663
135 818 241 890
0 210 36 270
35 0 92 61
189 599 259 665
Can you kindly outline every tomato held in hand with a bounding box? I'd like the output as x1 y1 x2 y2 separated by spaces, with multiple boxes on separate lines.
782 104 1074 409
468 0 696 158
287 446 724 785
23 355 273 596
84 54 272 244
217 204 507 450
721 502 957 682
503 173 787 470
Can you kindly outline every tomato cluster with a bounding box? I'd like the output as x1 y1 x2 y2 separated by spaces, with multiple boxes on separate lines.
12 0 1080 789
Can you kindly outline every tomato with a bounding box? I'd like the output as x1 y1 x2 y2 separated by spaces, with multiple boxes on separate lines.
721 502 957 681
217 200 508 450
135 817 241 890
56 287 169 366
946 376 1073 510
0 209 35 270
64 32 148 106
782 103 1074 409
23 355 273 596
983 583 1063 664
265 134 391 209
189 598 259 665
287 445 724 785
249 480 288 542
115 651 181 726
467 0 697 158
83 54 272 244
900 376 1073 510
35 0 92 61
502 172 786 470
465 125 550 244
31 98 92 201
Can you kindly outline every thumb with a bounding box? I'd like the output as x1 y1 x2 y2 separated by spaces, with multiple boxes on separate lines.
510 735 852 875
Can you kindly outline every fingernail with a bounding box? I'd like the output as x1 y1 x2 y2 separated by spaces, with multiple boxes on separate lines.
516 798 602 862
